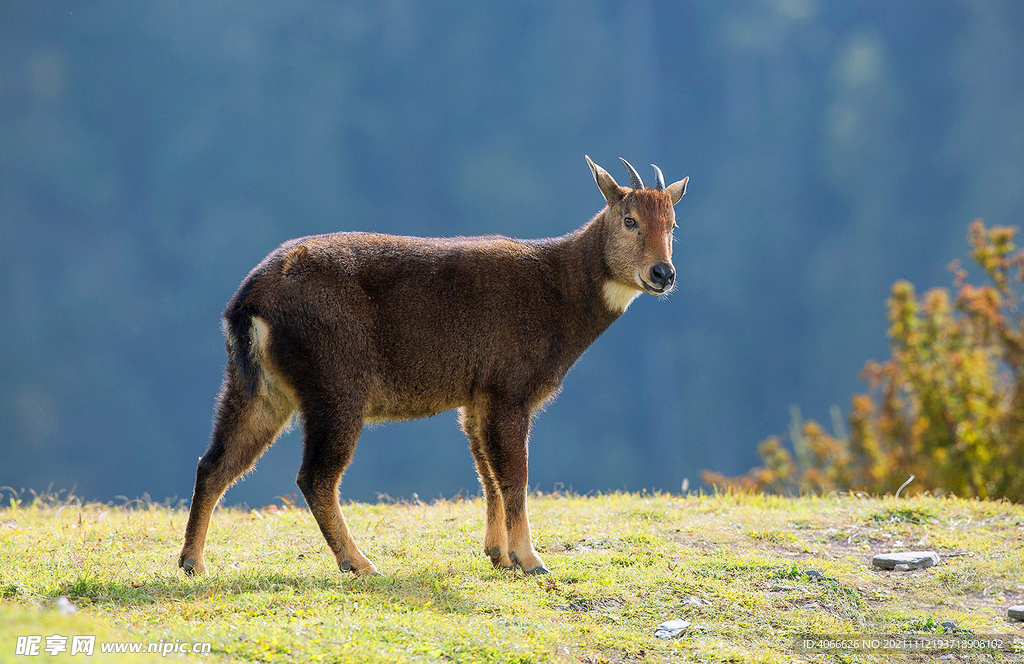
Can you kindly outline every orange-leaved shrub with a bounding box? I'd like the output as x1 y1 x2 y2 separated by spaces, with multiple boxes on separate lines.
703 220 1024 501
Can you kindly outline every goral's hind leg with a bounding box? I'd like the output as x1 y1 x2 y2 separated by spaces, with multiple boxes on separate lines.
295 395 378 577
461 405 512 569
179 370 293 576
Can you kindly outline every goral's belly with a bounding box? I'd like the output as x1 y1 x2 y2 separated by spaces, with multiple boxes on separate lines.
363 383 466 423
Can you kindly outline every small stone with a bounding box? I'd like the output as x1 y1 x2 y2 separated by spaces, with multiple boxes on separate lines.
804 570 823 580
56 596 77 615
872 551 940 570
654 619 690 639
940 621 959 632
1009 605 1024 621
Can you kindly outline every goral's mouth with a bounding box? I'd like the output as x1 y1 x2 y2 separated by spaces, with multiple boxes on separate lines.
637 275 673 295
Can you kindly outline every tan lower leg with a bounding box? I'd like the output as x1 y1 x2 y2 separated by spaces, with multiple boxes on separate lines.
505 489 545 573
179 494 217 576
482 484 511 567
304 482 377 576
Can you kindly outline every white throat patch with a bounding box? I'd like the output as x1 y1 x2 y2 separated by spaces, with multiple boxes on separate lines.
603 280 641 314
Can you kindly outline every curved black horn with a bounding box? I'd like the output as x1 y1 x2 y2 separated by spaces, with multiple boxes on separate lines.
651 164 666 192
619 157 644 190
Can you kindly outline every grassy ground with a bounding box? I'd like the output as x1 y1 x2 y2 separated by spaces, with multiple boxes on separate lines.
1 491 1023 663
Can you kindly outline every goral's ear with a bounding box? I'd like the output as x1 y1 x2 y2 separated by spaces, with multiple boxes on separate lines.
586 155 629 205
666 176 688 206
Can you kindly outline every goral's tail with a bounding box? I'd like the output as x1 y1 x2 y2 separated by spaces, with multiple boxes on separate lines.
223 276 268 399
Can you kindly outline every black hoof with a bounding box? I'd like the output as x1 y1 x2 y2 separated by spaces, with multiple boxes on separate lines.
370 571 384 577
525 566 550 576
340 560 352 572
180 558 196 576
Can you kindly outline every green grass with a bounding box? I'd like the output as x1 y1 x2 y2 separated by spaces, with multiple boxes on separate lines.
2 491 1023 663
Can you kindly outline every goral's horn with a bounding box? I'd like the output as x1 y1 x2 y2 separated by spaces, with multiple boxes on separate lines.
651 164 665 192
619 157 644 190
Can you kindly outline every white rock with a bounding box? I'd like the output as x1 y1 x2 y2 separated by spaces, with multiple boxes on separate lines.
654 619 691 639
56 596 77 615
1009 605 1024 621
872 551 940 570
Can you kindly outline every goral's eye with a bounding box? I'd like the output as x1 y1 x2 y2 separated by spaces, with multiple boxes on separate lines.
624 217 638 229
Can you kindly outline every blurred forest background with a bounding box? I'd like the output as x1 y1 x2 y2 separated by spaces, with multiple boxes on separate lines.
2 1 1024 506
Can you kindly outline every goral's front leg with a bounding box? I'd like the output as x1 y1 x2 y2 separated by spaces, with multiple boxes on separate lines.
483 403 549 575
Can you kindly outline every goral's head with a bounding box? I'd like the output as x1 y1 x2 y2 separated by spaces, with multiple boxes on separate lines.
586 156 688 312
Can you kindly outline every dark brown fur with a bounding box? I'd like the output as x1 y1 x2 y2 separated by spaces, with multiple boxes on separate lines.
178 158 687 577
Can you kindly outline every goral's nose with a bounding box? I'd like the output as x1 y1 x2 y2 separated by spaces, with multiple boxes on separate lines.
650 262 675 289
